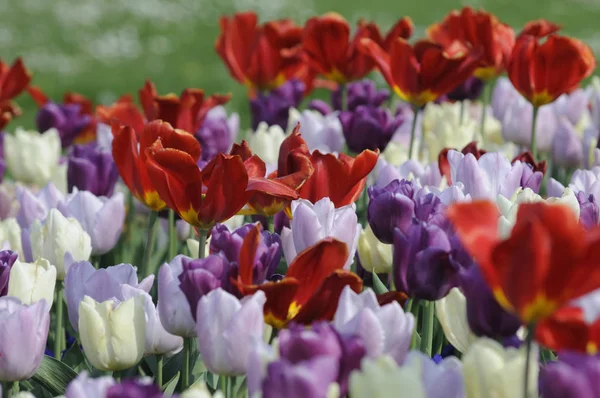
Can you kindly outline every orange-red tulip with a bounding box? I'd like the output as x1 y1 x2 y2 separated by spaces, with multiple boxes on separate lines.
0 58 31 129
96 95 145 136
112 120 201 211
508 34 596 107
518 19 561 38
448 201 600 324
427 7 515 80
362 17 414 52
536 306 600 354
360 38 480 107
232 224 362 328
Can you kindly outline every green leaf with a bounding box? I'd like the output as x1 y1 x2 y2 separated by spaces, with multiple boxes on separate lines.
62 343 88 373
371 272 389 294
162 372 180 395
31 355 78 396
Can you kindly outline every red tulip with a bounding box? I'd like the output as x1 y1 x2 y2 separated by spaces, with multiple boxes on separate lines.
232 224 362 328
508 34 596 107
362 17 414 52
448 201 600 324
0 58 31 129
518 19 561 38
536 306 600 354
96 95 145 136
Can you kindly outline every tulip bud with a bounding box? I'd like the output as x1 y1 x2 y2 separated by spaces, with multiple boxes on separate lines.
367 180 416 244
247 122 287 172
195 106 239 162
65 371 116 398
339 106 402 154
67 143 118 197
7 258 56 306
435 288 477 353
332 79 389 111
0 297 50 381
78 295 146 371
357 224 393 274
250 80 303 130
30 208 92 280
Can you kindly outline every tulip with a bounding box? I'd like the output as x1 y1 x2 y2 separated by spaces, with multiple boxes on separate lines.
356 224 393 273
105 379 165 398
552 117 583 168
333 286 414 363
247 122 287 173
491 77 520 122
261 357 341 398
463 337 538 398
195 106 239 162
196 288 266 375
250 80 304 130
435 288 477 353
67 143 118 197
446 76 485 102
367 179 416 244
65 371 116 398
540 351 600 398
553 89 591 129
0 250 16 297
16 182 64 229
7 258 56 306
78 295 146 371
577 191 599 228
501 97 557 153
64 261 154 332
0 297 50 381
331 79 390 112
36 101 92 148
5 128 62 187
340 105 403 154
181 383 225 398
59 189 125 255
0 58 31 130
0 220 23 263
287 108 345 154
30 208 92 280
377 158 442 190
282 198 359 269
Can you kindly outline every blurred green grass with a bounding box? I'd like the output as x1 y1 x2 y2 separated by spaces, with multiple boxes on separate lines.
3 0 600 129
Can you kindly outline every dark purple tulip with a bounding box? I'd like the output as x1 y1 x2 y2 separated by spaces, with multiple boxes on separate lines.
339 106 403 153
336 334 366 395
273 211 290 235
210 223 281 285
67 143 118 197
178 254 231 320
332 79 389 111
308 100 332 115
195 107 239 162
250 80 304 130
279 323 343 363
106 380 164 398
393 223 461 300
262 357 339 398
367 179 417 244
446 76 485 102
459 266 521 338
414 193 449 232
37 102 91 148
518 163 543 193
577 192 599 229
540 351 600 398
501 335 522 349
0 250 17 296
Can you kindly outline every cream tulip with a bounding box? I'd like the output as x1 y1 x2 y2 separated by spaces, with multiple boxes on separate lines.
0 218 24 259
247 122 287 173
7 258 57 306
349 356 426 398
435 288 477 353
78 295 146 371
357 224 393 274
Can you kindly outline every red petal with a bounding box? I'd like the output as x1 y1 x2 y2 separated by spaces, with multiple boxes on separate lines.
0 58 31 101
238 223 262 285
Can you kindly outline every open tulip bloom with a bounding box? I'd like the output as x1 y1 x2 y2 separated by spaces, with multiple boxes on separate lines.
2 6 600 398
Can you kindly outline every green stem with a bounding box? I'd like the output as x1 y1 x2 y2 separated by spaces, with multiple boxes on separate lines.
408 107 419 160
479 82 489 140
156 355 163 390
530 106 540 160
404 298 413 314
141 211 159 277
197 229 207 259
182 337 192 390
523 324 536 398
219 374 227 394
420 300 434 357
54 284 64 360
168 209 177 260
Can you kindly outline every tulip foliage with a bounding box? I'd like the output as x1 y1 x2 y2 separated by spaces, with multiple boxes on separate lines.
0 5 599 398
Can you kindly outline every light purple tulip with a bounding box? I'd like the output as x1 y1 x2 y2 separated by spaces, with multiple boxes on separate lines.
404 351 465 398
491 77 520 122
501 97 557 153
333 286 414 364
552 118 583 168
0 297 50 381
58 189 125 255
64 261 154 332
447 151 522 199
16 183 64 229
95 123 113 153
376 158 442 189
288 109 345 153
552 167 600 201
157 255 196 338
65 371 116 398
196 288 266 376
552 89 590 127
281 198 359 269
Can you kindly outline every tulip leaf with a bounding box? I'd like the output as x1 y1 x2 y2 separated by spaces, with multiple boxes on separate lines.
31 355 78 396
162 371 180 395
371 271 389 294
62 343 89 373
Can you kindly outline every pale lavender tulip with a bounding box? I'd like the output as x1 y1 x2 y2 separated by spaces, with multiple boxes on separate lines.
376 159 442 189
333 286 414 364
501 98 557 153
65 371 116 398
288 109 345 153
404 351 465 398
196 288 266 376
64 261 154 332
552 89 590 127
553 167 600 201
0 297 50 381
58 189 125 255
491 77 520 122
157 255 196 338
281 198 359 269
95 123 113 153
552 118 583 168
16 183 64 229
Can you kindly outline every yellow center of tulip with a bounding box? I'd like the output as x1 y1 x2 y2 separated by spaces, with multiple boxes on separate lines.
143 191 166 211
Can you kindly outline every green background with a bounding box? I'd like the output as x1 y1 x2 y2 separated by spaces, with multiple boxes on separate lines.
3 0 600 128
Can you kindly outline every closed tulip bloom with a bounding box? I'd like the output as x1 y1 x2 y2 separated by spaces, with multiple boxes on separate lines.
30 208 92 280
250 80 304 130
59 189 125 255
367 179 416 244
195 106 240 162
0 297 50 381
67 143 118 197
5 128 62 187
248 123 287 173
340 106 403 154
0 250 17 297
435 288 477 353
287 108 345 154
501 98 557 153
331 79 390 112
491 77 521 121
463 337 538 398
7 258 56 306
552 118 583 168
78 295 146 372
540 352 600 398
65 371 116 398
357 224 393 273
196 288 266 375
64 261 154 332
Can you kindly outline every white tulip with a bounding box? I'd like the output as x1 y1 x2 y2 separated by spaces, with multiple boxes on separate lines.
7 258 56 306
248 122 287 173
350 355 426 398
357 224 393 273
0 218 23 259
435 288 477 353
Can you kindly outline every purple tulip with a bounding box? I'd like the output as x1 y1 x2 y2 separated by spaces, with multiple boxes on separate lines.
0 250 17 297
339 106 403 153
446 76 484 102
66 371 116 398
157 255 196 338
210 222 281 285
0 297 50 381
262 357 340 398
552 118 583 168
250 80 304 130
459 266 521 338
516 161 543 193
178 254 232 321
106 379 164 398
553 89 589 127
279 322 343 363
67 143 118 197
195 106 239 162
491 77 521 123
16 183 64 229
540 351 600 398
37 102 91 148
307 99 333 115
367 180 417 244
332 79 389 111
393 223 462 300
578 191 599 229
405 351 465 398
376 159 443 189
273 210 290 235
